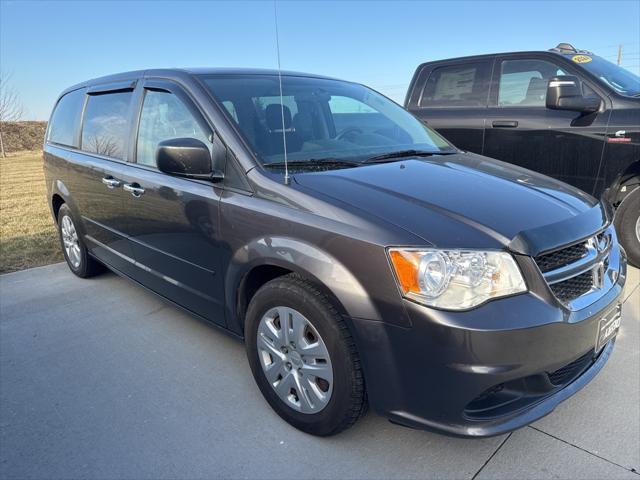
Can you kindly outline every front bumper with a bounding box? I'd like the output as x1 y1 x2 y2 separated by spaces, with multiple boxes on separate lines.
350 251 627 438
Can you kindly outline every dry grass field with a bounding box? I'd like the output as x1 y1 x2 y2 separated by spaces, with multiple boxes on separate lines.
0 151 62 273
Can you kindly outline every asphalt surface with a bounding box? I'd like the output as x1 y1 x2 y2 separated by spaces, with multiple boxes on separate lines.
1 263 638 480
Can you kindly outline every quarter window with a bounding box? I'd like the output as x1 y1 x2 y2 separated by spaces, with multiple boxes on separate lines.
136 90 211 167
48 89 85 147
498 59 566 107
420 62 491 107
222 100 239 122
81 91 132 159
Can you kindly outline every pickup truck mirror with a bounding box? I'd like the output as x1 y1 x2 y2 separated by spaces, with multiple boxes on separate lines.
546 75 601 113
156 138 224 182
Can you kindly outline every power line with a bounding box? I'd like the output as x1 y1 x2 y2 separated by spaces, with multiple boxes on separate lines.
589 42 640 50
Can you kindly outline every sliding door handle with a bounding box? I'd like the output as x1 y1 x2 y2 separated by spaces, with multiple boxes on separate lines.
101 177 121 189
492 120 519 128
123 183 145 197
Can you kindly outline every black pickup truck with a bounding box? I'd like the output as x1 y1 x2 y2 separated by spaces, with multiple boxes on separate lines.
405 43 640 266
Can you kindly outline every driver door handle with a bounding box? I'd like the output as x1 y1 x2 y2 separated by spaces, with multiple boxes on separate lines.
101 177 121 189
123 183 145 197
492 120 519 128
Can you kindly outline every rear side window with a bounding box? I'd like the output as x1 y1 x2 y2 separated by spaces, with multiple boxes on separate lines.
419 62 491 108
48 89 85 147
81 91 133 160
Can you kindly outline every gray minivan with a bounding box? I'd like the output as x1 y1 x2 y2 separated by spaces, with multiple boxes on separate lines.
44 68 626 436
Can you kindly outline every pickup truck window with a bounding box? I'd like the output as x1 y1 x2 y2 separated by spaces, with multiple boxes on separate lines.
136 90 211 167
498 59 565 107
568 54 640 97
201 74 451 168
221 100 239 122
419 62 491 108
81 91 132 160
48 89 85 148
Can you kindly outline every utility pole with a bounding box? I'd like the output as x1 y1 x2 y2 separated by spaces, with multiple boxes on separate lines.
617 44 622 66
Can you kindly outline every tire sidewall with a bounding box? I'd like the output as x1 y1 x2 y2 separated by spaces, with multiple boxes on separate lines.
615 186 640 267
245 278 356 435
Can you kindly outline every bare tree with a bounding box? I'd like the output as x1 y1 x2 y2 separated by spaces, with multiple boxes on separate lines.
0 72 24 158
86 135 120 158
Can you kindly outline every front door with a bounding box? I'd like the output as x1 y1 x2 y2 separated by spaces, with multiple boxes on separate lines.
408 60 493 153
483 55 610 195
120 81 227 325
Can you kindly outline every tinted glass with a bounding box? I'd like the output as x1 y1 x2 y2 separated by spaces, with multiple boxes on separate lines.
48 89 85 147
201 75 452 167
498 59 566 107
221 100 239 122
136 90 211 167
420 62 491 107
81 91 132 160
565 54 640 97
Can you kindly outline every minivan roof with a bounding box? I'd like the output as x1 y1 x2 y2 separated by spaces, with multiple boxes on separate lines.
61 68 337 96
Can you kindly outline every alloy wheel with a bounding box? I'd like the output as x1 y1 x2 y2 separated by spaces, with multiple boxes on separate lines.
61 215 81 268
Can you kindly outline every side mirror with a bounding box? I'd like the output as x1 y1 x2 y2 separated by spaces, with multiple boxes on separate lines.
546 75 601 113
156 138 224 182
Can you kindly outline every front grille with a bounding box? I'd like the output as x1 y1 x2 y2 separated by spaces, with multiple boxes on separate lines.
547 350 595 386
535 243 587 273
534 227 614 306
549 270 594 303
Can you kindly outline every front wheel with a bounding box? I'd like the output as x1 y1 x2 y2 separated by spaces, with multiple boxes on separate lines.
245 274 367 436
615 186 640 268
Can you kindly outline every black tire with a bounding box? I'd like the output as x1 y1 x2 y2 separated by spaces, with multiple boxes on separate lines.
245 273 367 436
614 186 640 268
57 203 104 278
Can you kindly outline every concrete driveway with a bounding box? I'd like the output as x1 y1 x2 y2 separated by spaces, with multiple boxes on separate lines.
1 263 638 479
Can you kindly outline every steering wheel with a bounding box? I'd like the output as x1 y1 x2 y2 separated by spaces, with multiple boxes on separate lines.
336 127 363 141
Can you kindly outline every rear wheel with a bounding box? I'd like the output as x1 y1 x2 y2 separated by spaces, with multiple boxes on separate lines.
615 186 640 268
57 203 104 278
245 274 367 436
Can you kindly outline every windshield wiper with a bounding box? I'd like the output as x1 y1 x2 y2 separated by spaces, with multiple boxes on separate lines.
362 149 456 163
263 158 361 169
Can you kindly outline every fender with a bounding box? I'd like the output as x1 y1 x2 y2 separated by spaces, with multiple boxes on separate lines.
224 236 381 335
615 172 640 205
48 178 88 236
602 161 640 206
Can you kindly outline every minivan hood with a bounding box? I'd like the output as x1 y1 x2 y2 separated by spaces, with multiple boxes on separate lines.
293 153 605 254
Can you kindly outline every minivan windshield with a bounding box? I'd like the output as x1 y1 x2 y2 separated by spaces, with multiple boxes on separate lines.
200 75 454 169
567 55 640 97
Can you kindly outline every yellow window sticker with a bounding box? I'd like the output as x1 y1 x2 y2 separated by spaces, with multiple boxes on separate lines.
572 55 592 63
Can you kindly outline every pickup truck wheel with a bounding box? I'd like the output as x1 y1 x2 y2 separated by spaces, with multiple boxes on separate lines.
245 274 367 436
57 204 103 278
615 186 640 268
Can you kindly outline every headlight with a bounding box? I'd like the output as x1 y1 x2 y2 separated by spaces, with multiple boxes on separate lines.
388 248 527 310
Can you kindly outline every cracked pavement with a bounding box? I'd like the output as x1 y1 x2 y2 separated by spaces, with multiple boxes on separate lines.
1 263 638 479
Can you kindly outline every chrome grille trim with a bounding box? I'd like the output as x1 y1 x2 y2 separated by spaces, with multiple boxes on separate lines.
544 239 612 285
534 226 619 310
